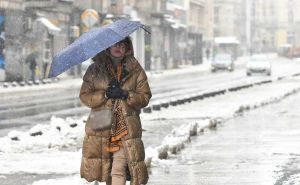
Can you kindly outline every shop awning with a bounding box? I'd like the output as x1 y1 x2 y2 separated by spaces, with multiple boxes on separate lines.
37 17 61 35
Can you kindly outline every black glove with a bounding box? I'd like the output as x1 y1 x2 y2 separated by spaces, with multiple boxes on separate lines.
106 80 128 99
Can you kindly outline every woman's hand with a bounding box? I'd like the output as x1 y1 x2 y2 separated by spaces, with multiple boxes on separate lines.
106 80 128 99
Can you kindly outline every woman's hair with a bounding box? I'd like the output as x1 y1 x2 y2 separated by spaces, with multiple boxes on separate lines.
116 37 130 51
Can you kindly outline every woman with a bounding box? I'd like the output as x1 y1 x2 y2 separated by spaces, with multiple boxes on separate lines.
79 37 151 185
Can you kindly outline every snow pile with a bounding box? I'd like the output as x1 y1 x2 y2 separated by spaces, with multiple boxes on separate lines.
143 77 300 121
145 119 211 167
0 116 85 174
234 87 300 115
0 116 86 152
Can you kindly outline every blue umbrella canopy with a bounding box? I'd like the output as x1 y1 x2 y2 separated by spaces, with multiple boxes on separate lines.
48 19 150 78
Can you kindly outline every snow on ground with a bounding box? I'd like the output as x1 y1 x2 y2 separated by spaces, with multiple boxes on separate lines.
0 116 86 153
27 76 300 184
1 75 300 184
1 151 81 175
282 174 300 185
144 120 211 167
0 116 85 175
141 76 300 121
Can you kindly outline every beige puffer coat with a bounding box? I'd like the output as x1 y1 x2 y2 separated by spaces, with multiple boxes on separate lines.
79 42 152 185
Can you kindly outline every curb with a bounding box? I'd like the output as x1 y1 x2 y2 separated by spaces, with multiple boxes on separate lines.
2 78 60 88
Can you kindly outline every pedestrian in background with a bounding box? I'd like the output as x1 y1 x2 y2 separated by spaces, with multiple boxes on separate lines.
29 56 37 82
79 37 151 185
206 48 210 60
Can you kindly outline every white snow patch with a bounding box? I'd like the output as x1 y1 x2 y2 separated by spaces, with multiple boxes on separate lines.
0 116 85 174
0 150 81 174
141 78 300 121
145 120 211 166
0 116 85 153
282 174 300 185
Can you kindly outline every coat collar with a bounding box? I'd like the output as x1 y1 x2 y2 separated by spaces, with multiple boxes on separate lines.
120 56 140 83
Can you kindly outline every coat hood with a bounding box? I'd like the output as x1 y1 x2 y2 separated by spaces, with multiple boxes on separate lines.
92 37 134 63
92 37 140 75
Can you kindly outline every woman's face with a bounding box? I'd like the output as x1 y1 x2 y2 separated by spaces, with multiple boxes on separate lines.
109 42 127 58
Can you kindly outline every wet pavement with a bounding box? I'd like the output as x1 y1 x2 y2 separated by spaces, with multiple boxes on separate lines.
149 86 300 184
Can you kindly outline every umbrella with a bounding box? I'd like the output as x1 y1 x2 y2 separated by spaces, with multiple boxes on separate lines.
48 19 150 78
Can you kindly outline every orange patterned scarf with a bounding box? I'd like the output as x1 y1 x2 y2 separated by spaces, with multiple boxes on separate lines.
105 60 128 153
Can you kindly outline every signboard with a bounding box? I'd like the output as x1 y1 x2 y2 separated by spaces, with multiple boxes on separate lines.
81 9 99 28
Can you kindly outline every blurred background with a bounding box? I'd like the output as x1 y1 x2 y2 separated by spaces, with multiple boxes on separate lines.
0 0 299 81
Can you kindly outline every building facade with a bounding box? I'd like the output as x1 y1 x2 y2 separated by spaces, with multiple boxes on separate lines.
2 0 216 81
203 0 214 58
252 0 300 53
1 0 24 81
2 0 73 81
252 0 282 52
214 0 241 37
185 0 205 65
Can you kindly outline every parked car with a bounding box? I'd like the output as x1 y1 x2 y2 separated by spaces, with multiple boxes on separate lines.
246 54 271 76
211 54 234 72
